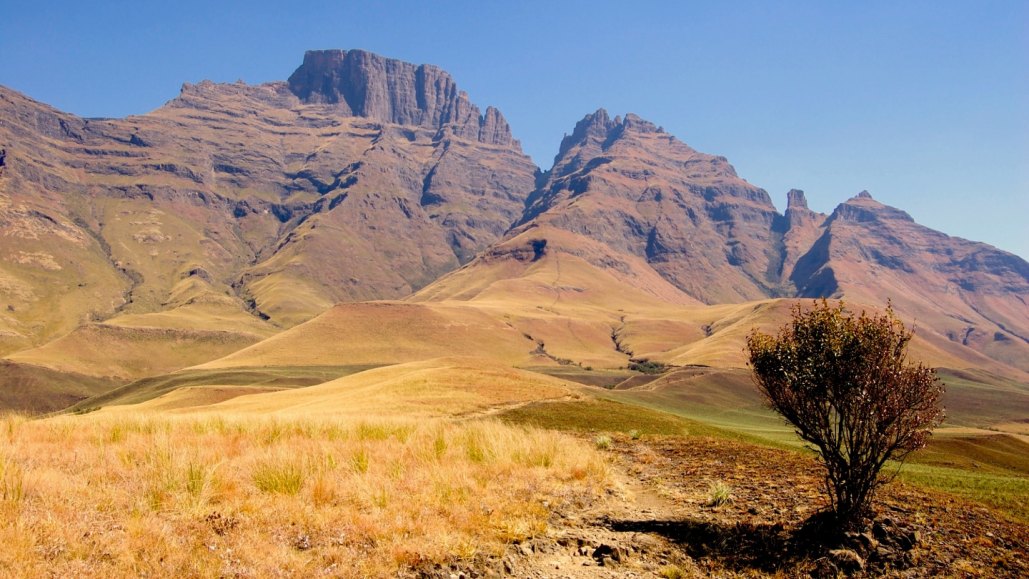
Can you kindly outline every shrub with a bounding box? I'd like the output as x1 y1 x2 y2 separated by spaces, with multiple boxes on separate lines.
594 435 612 450
746 300 944 530
706 480 733 507
628 358 667 374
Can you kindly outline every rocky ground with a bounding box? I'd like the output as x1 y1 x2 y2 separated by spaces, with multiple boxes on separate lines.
417 434 1028 578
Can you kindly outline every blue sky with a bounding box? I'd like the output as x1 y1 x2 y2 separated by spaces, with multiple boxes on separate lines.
2 1 1026 258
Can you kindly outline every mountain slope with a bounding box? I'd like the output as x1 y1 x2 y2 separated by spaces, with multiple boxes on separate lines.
518 109 785 303
196 108 1028 389
0 49 537 410
0 50 535 334
790 191 1029 372
1 51 1027 414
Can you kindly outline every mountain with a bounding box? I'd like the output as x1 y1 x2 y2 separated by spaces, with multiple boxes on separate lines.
789 191 1029 370
417 109 1029 373
1 50 1027 414
0 49 536 410
195 106 1027 404
518 110 784 303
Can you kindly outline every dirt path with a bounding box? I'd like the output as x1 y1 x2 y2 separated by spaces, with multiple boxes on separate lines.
442 434 1029 578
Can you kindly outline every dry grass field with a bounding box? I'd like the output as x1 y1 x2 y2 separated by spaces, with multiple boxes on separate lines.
0 412 608 577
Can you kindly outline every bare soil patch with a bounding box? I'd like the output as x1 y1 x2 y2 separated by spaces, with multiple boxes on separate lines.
446 434 1028 578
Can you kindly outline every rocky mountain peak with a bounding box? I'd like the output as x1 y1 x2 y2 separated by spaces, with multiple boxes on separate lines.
556 109 667 160
786 189 809 211
286 49 517 146
556 108 616 158
832 191 914 223
621 112 663 134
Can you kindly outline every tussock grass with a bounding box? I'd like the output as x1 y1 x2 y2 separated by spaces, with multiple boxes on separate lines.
0 455 25 504
252 459 305 495
706 480 734 507
0 412 608 576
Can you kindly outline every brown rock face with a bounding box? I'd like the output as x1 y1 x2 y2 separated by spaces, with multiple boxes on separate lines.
516 109 785 303
789 192 1029 371
781 189 828 277
287 49 516 146
786 188 808 211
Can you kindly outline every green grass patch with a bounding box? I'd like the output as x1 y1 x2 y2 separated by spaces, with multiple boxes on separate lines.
897 462 1029 523
934 368 1029 428
600 391 799 449
906 433 1029 476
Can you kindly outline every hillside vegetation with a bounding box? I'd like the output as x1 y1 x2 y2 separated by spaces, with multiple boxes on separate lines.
0 412 607 577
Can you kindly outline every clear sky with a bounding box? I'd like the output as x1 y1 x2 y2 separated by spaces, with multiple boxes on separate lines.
2 1 1026 258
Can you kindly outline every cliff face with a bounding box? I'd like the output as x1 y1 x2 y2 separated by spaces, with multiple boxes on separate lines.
517 109 785 304
287 49 517 146
780 189 828 282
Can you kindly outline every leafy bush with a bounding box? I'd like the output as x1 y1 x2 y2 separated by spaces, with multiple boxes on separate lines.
747 300 944 530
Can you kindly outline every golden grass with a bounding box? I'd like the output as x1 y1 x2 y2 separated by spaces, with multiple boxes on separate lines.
189 265 1022 380
7 323 264 380
168 357 580 418
411 237 699 310
197 302 536 370
126 385 285 412
105 300 278 338
0 412 608 577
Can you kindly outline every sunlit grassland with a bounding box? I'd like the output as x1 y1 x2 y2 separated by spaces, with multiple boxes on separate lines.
498 397 740 440
596 390 799 448
67 365 380 411
0 412 608 577
896 463 1029 523
499 395 1029 524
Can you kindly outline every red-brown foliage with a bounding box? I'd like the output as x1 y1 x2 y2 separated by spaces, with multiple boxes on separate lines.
747 300 945 530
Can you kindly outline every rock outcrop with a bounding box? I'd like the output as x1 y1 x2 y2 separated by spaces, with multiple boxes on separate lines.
287 49 516 145
781 189 828 280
